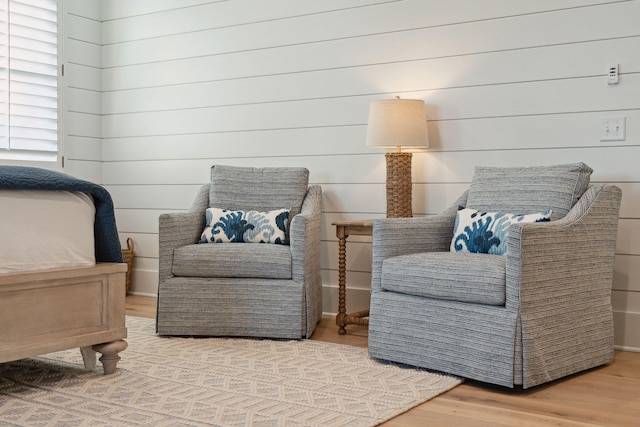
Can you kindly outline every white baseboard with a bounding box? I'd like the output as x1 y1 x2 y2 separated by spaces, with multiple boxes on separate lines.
614 345 640 352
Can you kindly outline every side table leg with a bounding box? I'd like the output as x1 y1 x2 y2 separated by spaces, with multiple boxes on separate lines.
336 232 347 335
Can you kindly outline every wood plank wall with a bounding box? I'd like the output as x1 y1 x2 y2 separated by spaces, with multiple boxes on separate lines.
61 0 640 350
62 0 102 181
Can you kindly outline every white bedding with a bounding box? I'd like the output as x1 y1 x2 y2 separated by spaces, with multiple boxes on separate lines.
0 190 96 273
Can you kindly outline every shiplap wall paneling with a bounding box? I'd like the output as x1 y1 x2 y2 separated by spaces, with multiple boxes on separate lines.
62 0 102 182
100 0 633 84
101 127 370 162
98 0 640 349
100 37 640 120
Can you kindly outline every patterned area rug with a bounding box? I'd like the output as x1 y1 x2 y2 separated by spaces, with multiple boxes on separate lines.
0 316 461 426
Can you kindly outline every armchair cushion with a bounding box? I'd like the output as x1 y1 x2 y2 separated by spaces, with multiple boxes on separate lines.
450 207 552 255
381 252 506 305
199 207 290 244
209 166 309 217
172 243 292 279
467 162 592 220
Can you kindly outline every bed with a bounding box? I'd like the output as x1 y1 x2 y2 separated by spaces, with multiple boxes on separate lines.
0 166 127 374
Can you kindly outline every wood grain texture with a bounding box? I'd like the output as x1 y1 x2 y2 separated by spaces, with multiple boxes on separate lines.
0 264 128 374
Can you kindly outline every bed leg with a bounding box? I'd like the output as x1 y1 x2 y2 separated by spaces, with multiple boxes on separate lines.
92 340 128 374
80 346 97 370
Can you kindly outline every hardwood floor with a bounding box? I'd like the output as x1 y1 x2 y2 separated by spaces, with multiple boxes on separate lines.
126 295 640 426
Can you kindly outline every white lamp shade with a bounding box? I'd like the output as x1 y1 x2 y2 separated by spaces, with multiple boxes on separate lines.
365 99 429 149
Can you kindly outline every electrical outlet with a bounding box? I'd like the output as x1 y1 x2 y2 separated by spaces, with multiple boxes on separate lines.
600 116 626 141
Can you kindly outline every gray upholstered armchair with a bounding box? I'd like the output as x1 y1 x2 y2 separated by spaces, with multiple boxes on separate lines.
156 165 323 339
368 163 622 388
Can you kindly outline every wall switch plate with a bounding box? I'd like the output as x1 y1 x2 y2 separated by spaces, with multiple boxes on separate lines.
600 116 626 141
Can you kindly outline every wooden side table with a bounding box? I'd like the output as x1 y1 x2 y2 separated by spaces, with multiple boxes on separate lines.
332 220 373 335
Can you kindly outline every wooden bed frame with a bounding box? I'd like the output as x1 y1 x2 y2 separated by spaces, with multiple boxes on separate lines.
0 263 128 374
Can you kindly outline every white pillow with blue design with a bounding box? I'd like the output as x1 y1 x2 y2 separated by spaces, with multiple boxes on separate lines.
199 207 290 244
450 207 552 255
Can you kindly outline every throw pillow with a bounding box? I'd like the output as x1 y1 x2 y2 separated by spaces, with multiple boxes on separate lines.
450 207 552 255
199 207 290 244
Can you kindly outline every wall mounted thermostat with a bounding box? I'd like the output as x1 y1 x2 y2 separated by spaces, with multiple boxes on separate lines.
607 64 619 85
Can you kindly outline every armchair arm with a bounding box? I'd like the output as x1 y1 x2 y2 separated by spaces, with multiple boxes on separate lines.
290 185 323 337
505 184 622 387
290 185 322 281
506 184 622 308
370 191 468 292
158 184 210 284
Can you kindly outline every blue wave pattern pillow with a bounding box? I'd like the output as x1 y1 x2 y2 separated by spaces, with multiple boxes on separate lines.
199 207 290 244
450 207 552 255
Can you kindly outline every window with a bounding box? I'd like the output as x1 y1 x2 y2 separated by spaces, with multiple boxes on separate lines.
0 0 58 162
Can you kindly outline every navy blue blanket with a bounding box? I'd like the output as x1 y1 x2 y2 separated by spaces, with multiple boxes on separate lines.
0 166 123 263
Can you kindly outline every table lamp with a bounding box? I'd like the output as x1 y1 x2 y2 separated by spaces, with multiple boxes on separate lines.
365 98 429 217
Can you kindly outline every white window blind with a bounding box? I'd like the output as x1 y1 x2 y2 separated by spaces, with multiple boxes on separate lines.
0 0 58 162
